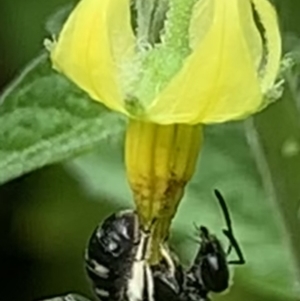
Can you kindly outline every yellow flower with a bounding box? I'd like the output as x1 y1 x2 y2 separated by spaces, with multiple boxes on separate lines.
50 0 281 125
49 0 282 263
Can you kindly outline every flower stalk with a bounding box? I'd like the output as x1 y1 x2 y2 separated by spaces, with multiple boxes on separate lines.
126 120 202 263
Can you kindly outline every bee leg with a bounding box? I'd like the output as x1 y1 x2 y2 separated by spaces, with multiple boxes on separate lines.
222 229 245 265
160 243 176 277
158 243 181 293
145 264 155 301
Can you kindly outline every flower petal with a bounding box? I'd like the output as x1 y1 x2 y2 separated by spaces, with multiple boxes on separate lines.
251 0 282 93
50 0 135 113
147 0 268 125
189 0 214 49
239 0 263 70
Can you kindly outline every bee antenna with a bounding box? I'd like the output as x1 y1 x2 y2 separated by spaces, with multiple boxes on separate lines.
214 189 233 234
214 189 245 265
193 221 200 232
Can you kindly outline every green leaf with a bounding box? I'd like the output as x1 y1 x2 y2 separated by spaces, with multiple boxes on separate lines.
0 53 125 185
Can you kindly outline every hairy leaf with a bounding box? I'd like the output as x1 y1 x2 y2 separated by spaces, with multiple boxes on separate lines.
0 54 125 185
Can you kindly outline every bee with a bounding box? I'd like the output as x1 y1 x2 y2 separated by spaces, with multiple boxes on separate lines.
84 210 154 301
181 189 245 301
85 210 181 301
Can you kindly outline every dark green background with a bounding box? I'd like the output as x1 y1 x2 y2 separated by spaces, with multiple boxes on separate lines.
1 1 300 301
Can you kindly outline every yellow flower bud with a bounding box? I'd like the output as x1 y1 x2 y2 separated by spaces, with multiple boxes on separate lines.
50 0 281 125
125 120 203 262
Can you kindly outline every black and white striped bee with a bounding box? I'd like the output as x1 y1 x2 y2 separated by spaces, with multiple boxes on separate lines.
40 210 179 301
40 190 245 301
85 210 157 301
84 190 245 301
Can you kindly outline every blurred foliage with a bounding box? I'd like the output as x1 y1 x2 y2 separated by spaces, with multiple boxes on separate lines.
1 1 300 301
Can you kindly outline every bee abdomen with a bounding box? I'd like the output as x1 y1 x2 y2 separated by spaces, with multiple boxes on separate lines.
85 257 113 300
85 210 139 301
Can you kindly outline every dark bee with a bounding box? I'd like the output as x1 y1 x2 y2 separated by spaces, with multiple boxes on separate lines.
85 190 245 301
85 209 156 301
85 209 183 301
182 189 245 301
